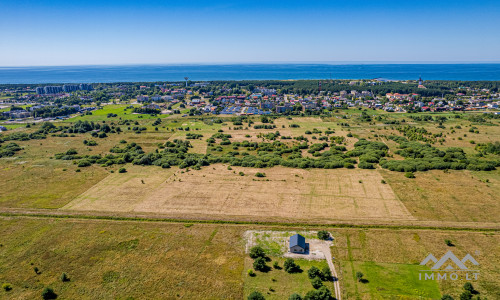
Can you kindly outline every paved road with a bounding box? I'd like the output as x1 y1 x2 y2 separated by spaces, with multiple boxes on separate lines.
321 244 341 300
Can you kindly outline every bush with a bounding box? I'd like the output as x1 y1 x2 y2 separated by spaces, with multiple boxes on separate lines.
77 160 92 167
311 277 323 289
249 246 266 259
304 286 332 300
445 239 454 247
321 266 331 281
247 269 256 277
284 258 301 273
405 172 415 178
273 261 280 269
42 287 57 300
317 230 329 240
60 272 70 282
253 257 267 271
356 271 364 282
441 295 454 300
248 291 265 300
289 294 302 300
255 172 266 177
308 266 322 279
118 168 127 173
2 283 12 291
463 282 475 294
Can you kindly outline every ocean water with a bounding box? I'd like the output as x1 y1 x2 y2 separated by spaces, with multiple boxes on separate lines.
0 64 499 84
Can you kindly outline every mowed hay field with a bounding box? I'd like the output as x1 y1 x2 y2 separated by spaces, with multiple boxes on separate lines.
0 218 244 299
63 164 414 222
381 169 500 223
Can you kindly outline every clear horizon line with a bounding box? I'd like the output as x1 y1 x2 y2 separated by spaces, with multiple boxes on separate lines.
2 60 500 68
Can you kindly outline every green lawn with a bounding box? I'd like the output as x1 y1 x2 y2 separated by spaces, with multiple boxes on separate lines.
349 261 441 299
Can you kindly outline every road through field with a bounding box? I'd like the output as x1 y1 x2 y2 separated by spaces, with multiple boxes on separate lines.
321 244 341 300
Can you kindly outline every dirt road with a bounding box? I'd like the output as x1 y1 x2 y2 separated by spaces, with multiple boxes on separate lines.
321 244 341 300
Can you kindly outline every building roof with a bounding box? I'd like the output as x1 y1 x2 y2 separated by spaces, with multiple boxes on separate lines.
290 234 306 249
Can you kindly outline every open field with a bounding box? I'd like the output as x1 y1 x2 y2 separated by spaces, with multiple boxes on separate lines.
381 169 500 223
0 217 244 299
1 217 498 299
332 228 500 299
63 164 415 222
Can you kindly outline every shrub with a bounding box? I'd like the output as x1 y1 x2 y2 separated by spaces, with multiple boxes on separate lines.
239 171 245 176
459 290 472 300
405 172 415 178
288 294 302 300
42 287 57 300
284 258 301 273
317 230 329 240
249 246 266 259
304 286 332 300
255 172 266 177
2 283 12 291
307 266 322 279
463 282 475 294
445 239 454 247
441 295 454 300
381 180 386 184
322 266 331 281
60 272 70 282
253 257 267 271
247 269 256 277
248 291 265 300
311 277 323 289
356 271 364 282
273 261 280 269
118 168 127 173
77 160 92 167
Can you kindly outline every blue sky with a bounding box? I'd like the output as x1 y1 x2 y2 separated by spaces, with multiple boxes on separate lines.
1 0 499 66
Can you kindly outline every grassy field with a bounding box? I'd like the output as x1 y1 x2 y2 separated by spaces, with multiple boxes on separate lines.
350 261 441 299
332 228 500 299
244 257 336 299
0 218 244 299
1 218 498 299
380 169 500 223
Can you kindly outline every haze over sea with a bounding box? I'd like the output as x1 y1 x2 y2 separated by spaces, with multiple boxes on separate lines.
0 64 499 84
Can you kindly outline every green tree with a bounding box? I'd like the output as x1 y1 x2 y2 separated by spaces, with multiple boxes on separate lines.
42 287 57 300
60 272 70 282
253 257 267 272
308 266 322 279
460 291 472 300
249 246 266 259
311 277 323 289
284 258 301 273
304 286 332 300
248 291 265 300
321 266 331 281
356 271 364 282
463 282 475 294
289 294 303 300
317 230 330 240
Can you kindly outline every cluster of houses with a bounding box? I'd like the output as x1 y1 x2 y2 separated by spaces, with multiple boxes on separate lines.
1 104 95 122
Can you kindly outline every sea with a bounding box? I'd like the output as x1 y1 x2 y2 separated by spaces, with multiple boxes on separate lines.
0 64 499 84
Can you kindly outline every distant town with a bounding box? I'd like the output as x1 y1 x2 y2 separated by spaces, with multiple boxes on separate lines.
1 78 499 128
